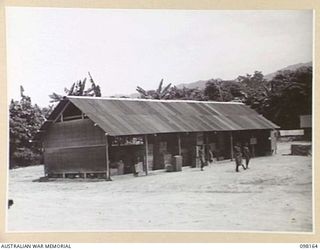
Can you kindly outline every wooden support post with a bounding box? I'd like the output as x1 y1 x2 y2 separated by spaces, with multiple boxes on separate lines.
105 135 112 181
205 133 209 146
145 135 149 175
42 142 46 177
178 133 182 155
205 133 209 164
153 134 160 170
230 132 234 161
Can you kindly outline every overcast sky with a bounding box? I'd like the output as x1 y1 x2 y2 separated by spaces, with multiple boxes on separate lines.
6 8 313 107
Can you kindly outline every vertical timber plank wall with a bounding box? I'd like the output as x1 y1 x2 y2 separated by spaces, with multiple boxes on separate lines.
43 119 106 174
43 119 105 148
180 133 196 167
256 130 272 156
153 134 164 170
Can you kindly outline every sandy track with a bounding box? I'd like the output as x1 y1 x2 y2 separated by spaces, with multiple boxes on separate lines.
7 142 312 232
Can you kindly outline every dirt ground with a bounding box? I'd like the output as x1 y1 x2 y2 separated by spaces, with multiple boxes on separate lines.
7 141 312 232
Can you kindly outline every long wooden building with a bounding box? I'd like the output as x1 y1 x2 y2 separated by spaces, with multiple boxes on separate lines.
37 96 279 179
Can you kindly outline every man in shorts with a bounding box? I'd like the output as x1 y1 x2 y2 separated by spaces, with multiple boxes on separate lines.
234 143 246 172
198 146 205 171
243 142 251 169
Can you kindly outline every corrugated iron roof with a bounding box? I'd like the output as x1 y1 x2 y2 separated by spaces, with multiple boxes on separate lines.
40 96 279 136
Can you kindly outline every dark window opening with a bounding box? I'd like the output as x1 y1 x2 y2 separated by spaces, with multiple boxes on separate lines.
111 136 144 146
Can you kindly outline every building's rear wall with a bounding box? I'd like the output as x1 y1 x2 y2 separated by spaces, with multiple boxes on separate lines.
45 146 106 173
43 119 105 148
43 119 106 174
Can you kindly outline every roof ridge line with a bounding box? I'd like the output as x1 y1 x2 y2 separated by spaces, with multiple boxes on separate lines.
66 96 244 105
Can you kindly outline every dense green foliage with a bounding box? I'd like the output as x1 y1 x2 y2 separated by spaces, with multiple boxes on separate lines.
9 88 46 168
10 73 102 168
136 79 172 99
261 66 312 129
137 66 312 129
204 67 312 129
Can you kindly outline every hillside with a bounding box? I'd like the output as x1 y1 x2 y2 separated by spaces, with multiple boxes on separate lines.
175 61 312 90
264 62 312 80
107 61 312 98
176 80 208 90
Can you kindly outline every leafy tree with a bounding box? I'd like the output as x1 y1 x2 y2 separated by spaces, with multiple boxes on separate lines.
168 86 206 101
9 87 46 167
236 71 271 111
41 105 54 119
262 66 312 129
204 79 245 102
224 81 245 100
49 72 102 102
204 79 223 101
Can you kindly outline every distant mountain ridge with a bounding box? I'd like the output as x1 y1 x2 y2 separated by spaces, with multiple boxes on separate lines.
108 61 312 97
176 61 312 90
176 80 208 90
263 62 312 80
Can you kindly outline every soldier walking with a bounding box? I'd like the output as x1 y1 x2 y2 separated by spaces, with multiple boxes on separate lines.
198 146 205 171
234 143 246 172
243 142 251 169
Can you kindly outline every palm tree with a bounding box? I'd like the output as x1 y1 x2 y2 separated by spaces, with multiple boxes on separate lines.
136 79 172 99
49 72 101 102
